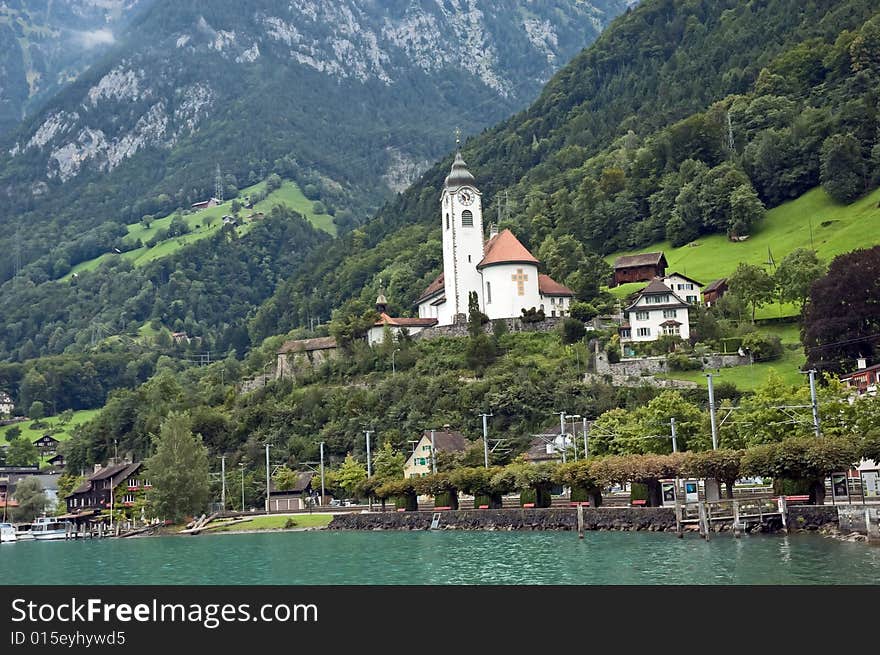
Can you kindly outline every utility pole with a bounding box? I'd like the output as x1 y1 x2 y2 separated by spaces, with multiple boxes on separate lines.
706 373 719 450
558 411 567 464
670 417 678 454
264 444 271 512
566 414 581 461
239 464 245 511
431 429 437 474
582 418 589 459
479 413 493 468
220 455 226 511
365 430 373 477
808 370 821 437
319 442 325 504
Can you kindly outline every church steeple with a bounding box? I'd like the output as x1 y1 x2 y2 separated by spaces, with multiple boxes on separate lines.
376 281 388 314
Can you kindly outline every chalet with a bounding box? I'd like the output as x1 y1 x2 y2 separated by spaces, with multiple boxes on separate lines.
0 392 13 417
33 435 60 455
65 461 145 513
171 331 190 344
47 454 66 469
840 358 879 397
267 472 315 512
404 429 470 479
246 212 265 221
276 337 339 379
191 197 221 210
662 272 702 305
619 279 691 343
702 278 729 306
613 252 668 286
523 420 587 464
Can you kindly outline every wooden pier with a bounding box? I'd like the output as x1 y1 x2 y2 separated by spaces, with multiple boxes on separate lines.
675 497 788 539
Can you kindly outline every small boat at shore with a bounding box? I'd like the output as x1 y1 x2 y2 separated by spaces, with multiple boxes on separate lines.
0 523 16 543
14 523 34 541
30 517 71 541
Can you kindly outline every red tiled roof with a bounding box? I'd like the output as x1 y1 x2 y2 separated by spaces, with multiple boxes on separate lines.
538 274 574 297
477 229 538 269
416 273 444 304
703 278 728 293
375 313 438 328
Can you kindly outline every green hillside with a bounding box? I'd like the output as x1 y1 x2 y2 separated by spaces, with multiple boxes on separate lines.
60 179 335 280
0 409 102 467
607 186 880 292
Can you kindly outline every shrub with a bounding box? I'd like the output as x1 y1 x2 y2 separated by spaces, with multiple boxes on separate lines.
570 301 598 322
520 307 545 323
667 353 701 371
283 518 297 529
561 317 587 344
740 332 783 362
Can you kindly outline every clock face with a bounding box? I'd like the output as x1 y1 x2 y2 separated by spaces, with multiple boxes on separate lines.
458 190 474 206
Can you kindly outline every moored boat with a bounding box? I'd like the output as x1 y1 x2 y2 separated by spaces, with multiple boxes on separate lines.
30 518 71 541
0 522 16 543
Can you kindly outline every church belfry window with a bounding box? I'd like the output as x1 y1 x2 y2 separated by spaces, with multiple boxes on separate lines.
461 210 473 227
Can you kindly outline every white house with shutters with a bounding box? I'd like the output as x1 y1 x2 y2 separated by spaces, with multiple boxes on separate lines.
619 279 691 343
415 147 573 324
662 272 702 305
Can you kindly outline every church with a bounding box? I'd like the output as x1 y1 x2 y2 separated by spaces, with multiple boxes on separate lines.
414 148 574 325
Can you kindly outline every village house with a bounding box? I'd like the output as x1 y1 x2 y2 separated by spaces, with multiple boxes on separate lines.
191 197 221 210
414 148 573 325
840 357 879 396
47 454 66 469
33 435 60 456
65 461 146 513
404 429 470 479
619 279 691 343
612 252 668 286
702 278 729 306
0 466 40 513
275 336 339 379
662 272 702 305
0 391 14 417
367 293 438 345
267 472 316 512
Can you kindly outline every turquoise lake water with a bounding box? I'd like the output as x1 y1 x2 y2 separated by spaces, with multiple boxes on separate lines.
1 531 878 585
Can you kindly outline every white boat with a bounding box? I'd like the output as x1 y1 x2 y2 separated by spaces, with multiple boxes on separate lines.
14 523 34 541
30 518 71 541
0 523 16 543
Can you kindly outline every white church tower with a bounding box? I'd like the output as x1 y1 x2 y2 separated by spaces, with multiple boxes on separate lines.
439 147 485 324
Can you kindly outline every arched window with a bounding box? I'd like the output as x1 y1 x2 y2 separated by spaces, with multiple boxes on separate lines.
461 210 473 227
445 213 450 229
486 281 492 304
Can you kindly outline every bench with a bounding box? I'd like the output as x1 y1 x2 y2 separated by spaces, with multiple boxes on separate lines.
522 503 535 508
631 499 647 506
433 506 451 511
396 508 406 512
783 495 810 504
569 502 590 507
478 505 489 509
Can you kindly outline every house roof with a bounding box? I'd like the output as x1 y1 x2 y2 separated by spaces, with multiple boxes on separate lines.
33 435 60 444
374 313 438 328
665 272 704 286
613 252 667 270
625 279 689 311
278 336 338 354
477 229 539 269
840 363 880 380
415 273 445 304
538 274 574 297
69 462 142 497
270 472 314 494
641 279 675 294
420 429 469 453
523 435 563 463
703 278 728 293
48 454 65 464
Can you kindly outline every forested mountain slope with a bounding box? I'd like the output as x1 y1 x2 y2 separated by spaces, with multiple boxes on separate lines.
251 0 880 340
0 0 628 288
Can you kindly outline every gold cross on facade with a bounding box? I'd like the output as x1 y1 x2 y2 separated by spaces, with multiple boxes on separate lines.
512 268 528 296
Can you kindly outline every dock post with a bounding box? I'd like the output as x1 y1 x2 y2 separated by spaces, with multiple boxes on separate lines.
577 502 585 539
866 507 879 543
697 502 709 540
674 499 683 538
777 496 788 534
733 500 741 538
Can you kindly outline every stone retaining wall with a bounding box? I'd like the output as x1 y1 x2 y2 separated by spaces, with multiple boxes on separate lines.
414 316 563 340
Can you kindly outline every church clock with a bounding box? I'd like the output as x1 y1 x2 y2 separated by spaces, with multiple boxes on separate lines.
458 189 474 206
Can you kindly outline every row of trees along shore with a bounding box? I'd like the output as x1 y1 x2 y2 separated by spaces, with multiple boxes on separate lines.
346 434 879 511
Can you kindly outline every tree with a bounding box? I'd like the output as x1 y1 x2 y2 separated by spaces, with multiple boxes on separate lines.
13 477 47 522
4 425 21 442
728 184 765 237
144 412 210 522
335 454 367 499
775 249 824 312
820 133 865 203
727 262 776 322
28 401 45 423
274 466 301 491
6 438 39 466
466 291 495 376
561 318 586 345
803 246 880 375
372 441 404 480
